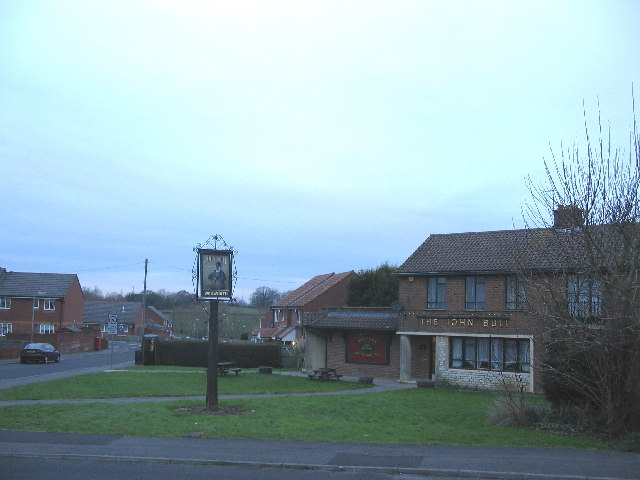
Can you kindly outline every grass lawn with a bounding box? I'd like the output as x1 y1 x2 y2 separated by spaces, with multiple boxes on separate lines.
0 370 369 400
0 369 609 450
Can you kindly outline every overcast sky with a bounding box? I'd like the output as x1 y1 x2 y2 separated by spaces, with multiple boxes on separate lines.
1 1 639 302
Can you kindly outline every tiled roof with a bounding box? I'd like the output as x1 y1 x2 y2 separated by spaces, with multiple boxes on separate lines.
306 308 398 331
398 227 593 274
273 271 354 308
0 271 77 298
83 301 142 325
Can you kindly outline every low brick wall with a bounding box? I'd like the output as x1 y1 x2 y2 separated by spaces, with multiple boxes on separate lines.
2 329 104 356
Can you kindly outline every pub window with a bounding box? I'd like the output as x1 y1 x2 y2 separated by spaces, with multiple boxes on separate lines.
567 274 602 318
450 336 530 373
427 277 446 309
0 297 11 309
465 276 485 310
506 275 526 310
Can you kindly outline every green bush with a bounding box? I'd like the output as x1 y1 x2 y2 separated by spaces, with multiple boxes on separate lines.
154 339 281 368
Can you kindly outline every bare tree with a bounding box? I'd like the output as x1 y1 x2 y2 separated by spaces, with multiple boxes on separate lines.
522 97 640 432
249 286 282 307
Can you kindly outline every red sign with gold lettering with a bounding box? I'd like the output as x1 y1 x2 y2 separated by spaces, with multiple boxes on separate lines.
346 332 389 365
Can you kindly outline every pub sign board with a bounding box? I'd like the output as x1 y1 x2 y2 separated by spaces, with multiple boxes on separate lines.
197 249 233 301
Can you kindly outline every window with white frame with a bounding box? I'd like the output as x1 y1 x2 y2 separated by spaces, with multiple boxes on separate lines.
465 276 486 310
450 336 530 373
427 277 446 309
0 297 11 309
39 324 55 334
43 299 55 311
506 275 526 310
567 274 603 317
0 323 12 335
33 298 39 309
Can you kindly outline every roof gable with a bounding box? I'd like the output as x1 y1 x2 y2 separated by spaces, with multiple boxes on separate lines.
273 271 354 308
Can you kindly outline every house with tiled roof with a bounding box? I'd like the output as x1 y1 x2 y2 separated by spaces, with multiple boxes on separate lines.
393 207 615 393
253 271 354 344
0 267 84 339
302 207 623 392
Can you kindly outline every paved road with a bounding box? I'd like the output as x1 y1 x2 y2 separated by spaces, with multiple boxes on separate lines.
0 430 637 480
0 341 138 389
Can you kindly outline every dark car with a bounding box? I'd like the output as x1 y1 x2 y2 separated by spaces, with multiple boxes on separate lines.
19 343 61 364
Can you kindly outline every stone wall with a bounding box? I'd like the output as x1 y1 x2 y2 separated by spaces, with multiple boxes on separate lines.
434 335 532 392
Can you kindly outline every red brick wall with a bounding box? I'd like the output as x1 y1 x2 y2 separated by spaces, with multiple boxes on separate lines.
324 330 400 378
399 273 550 392
5 327 102 354
61 276 85 328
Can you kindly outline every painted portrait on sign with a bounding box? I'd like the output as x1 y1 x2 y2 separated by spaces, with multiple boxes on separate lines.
197 249 233 300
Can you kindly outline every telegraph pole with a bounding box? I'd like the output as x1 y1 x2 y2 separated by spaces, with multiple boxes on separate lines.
140 259 148 364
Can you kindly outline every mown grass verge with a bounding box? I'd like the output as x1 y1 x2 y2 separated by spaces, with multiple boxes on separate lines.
0 370 369 400
0 388 606 449
0 368 609 449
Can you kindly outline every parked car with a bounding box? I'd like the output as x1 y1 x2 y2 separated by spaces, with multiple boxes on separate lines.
19 343 61 364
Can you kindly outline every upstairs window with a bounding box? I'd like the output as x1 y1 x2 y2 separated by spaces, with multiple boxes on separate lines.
465 276 486 310
427 277 446 309
0 297 10 309
568 274 602 318
33 298 39 309
506 276 526 310
43 299 55 311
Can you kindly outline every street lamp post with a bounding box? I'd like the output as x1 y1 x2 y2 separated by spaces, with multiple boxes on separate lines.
30 290 46 343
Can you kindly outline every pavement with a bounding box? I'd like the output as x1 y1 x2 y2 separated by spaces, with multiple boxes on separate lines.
0 359 638 479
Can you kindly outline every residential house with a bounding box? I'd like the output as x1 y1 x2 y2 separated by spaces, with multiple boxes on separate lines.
0 268 84 338
84 301 172 339
304 208 619 393
253 271 354 344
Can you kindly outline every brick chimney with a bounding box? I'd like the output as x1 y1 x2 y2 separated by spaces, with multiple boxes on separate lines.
553 205 585 229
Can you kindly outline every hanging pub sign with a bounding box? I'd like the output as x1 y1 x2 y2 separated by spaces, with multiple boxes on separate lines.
197 249 233 301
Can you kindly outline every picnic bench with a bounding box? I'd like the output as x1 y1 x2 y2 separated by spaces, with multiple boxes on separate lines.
218 362 241 376
307 367 342 381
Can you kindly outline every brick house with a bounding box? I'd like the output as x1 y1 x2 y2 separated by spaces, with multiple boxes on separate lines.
0 268 84 339
253 271 355 344
84 301 172 339
395 228 543 392
303 209 619 393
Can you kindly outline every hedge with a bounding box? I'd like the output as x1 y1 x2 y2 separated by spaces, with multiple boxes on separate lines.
147 339 282 368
